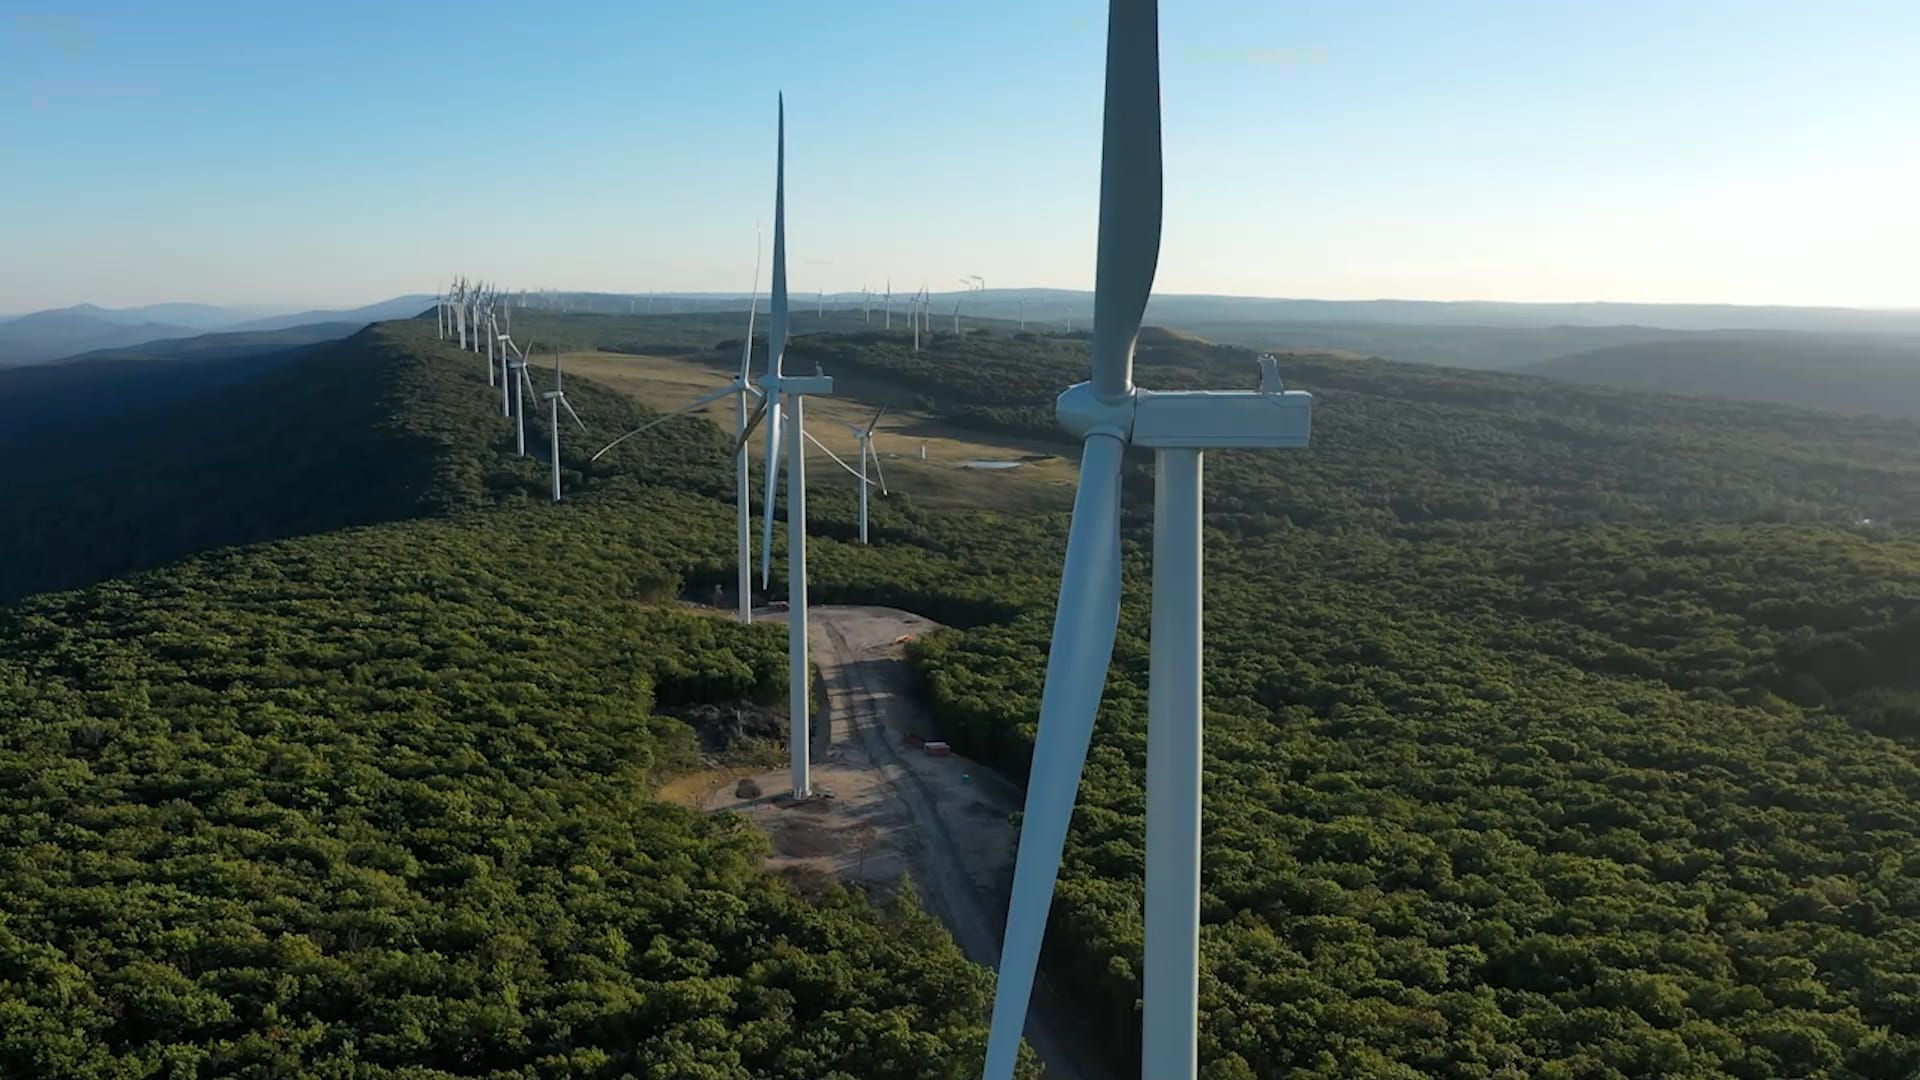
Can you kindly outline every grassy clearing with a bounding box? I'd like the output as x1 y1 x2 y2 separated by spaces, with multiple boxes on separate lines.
560 348 1078 513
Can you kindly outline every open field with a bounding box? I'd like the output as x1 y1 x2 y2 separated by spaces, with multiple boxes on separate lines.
559 347 1079 513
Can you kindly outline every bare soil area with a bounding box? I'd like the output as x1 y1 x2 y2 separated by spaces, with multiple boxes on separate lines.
703 605 1103 1080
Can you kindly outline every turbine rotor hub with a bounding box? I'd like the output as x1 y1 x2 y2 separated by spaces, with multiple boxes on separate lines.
1055 381 1136 442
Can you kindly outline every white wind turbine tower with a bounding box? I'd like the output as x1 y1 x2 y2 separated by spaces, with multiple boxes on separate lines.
592 233 768 624
847 406 887 543
455 280 472 352
485 295 498 366
977 1 1313 1078
735 93 835 798
509 340 533 454
884 279 893 329
497 325 514 417
541 348 587 502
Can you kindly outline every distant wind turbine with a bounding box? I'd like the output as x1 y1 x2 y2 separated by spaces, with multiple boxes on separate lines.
497 329 513 417
849 406 887 543
592 231 767 624
541 347 587 502
507 336 531 448
456 282 472 353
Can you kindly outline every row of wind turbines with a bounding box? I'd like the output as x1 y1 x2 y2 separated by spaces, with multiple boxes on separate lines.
436 278 586 503
435 117 892 800
445 4 1313 1073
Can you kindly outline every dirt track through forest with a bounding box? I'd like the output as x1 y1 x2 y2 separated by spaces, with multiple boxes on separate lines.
706 605 1104 1080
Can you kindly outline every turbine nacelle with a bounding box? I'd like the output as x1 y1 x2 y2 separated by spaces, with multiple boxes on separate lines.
1055 377 1312 448
763 372 834 398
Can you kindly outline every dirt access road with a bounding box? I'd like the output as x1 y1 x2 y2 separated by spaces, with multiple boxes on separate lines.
705 605 1102 1080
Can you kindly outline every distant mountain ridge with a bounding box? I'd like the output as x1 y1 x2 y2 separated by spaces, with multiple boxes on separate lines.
0 322 367 448
0 295 436 368
55 301 265 330
228 294 435 332
0 308 205 367
1519 331 1920 420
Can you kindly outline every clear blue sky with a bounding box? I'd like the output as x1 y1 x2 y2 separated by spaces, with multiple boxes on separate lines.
2 0 1916 312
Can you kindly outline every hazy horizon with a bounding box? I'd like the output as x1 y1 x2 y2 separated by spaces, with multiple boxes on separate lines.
4 0 1915 312
6 289 1920 323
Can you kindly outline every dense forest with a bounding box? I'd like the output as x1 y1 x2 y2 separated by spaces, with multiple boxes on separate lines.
0 320 736 602
0 328 1031 1078
6 312 1920 1077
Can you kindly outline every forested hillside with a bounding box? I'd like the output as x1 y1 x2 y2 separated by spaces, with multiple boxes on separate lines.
0 320 731 603
779 327 1920 526
0 327 1027 1078
1521 333 1920 422
766 327 1920 1077
8 312 1920 1078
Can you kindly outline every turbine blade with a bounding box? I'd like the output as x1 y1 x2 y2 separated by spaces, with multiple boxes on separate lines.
801 426 864 481
592 397 714 462
562 396 587 432
759 393 785 587
768 94 788 380
979 434 1128 1080
869 441 887 495
740 230 763 382
734 394 771 454
1089 0 1164 402
864 403 887 436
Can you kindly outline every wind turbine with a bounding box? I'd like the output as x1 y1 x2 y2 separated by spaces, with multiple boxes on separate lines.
592 233 767 623
847 406 887 543
455 281 472 353
485 300 497 368
509 340 531 454
977 2 1313 1079
884 279 893 329
541 348 587 502
497 327 513 417
734 93 835 799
